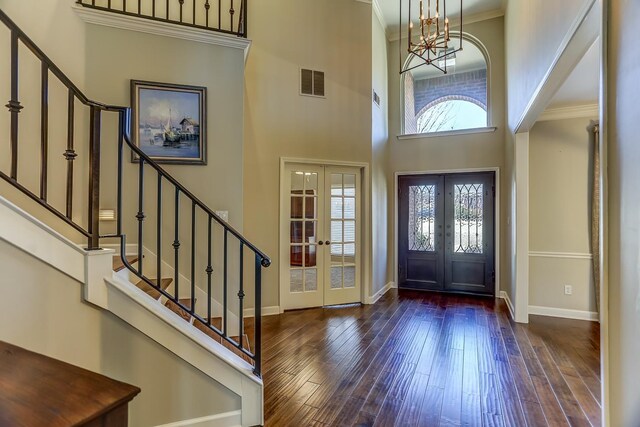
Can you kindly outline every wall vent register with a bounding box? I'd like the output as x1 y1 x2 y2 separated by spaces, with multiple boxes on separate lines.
301 69 325 97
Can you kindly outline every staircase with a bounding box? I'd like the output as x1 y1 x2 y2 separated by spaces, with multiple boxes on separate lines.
0 6 269 426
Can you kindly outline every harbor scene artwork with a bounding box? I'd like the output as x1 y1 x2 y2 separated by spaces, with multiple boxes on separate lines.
131 80 207 164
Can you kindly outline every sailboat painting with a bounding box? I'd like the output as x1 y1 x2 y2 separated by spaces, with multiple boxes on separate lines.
131 80 207 165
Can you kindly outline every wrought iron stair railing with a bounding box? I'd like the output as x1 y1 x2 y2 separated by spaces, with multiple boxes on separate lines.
75 0 248 38
0 8 269 376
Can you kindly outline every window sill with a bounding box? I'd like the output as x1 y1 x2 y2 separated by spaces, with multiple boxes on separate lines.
397 127 497 140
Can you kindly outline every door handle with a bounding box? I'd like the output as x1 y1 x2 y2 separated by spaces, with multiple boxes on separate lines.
318 241 324 245
325 241 331 245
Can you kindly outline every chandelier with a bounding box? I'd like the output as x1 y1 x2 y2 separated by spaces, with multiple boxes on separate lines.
401 0 463 74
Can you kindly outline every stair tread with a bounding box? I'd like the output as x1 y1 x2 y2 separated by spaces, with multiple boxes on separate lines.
192 320 254 365
112 255 139 272
135 278 172 300
165 299 192 322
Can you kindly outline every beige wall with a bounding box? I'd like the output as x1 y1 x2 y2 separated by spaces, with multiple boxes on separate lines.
372 11 391 293
387 17 506 292
529 117 597 313
0 239 240 425
243 0 373 308
608 0 640 423
505 0 594 131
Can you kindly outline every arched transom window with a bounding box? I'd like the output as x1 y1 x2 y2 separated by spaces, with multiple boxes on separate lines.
403 37 489 134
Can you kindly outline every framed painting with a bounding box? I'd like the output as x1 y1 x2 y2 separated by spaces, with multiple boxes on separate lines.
131 80 207 165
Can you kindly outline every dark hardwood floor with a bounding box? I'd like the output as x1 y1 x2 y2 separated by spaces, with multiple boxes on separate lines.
262 289 601 426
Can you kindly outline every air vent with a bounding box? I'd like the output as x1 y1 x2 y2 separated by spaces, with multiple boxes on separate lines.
301 69 325 97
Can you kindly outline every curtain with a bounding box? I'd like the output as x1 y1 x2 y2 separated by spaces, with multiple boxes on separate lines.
591 124 600 313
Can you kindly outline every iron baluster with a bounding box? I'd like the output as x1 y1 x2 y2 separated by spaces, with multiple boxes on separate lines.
223 229 228 337
40 61 48 201
206 216 213 326
65 90 76 219
238 242 244 348
137 159 145 274
173 187 181 300
157 174 162 294
7 30 22 180
179 0 184 22
190 201 196 314
254 254 262 377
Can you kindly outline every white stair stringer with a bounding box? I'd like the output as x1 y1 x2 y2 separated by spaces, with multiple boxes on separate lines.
103 273 263 427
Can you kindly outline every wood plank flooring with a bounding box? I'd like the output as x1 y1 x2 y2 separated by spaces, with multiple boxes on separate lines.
262 289 601 426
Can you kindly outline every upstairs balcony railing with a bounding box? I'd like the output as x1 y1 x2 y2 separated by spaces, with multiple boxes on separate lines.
76 0 248 37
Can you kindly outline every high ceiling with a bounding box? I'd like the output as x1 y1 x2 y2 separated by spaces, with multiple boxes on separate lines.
377 0 506 38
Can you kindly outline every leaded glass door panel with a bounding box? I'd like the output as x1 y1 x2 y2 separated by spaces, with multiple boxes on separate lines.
443 173 495 295
398 174 445 291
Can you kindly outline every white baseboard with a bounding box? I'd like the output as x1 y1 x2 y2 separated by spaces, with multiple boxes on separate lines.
243 306 281 317
366 281 396 305
529 305 599 322
154 410 241 427
499 291 516 321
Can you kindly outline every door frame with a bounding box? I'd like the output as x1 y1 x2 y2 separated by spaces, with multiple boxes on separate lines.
279 157 370 312
394 167 501 297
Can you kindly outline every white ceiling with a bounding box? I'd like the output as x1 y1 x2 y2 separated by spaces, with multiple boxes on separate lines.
547 39 600 109
376 0 505 38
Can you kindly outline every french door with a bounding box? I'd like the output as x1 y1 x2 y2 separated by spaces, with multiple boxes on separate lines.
281 164 362 310
398 172 495 296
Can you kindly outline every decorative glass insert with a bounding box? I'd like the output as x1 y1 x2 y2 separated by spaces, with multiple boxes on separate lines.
408 185 436 252
454 183 484 254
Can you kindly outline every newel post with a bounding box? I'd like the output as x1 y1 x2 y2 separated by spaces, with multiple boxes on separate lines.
87 105 101 250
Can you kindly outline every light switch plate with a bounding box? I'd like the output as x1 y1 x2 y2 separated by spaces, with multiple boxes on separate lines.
215 210 229 222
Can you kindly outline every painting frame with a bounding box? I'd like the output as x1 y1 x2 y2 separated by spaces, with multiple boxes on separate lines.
130 80 207 165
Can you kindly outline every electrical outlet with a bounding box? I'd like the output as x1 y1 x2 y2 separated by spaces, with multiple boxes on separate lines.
564 285 573 295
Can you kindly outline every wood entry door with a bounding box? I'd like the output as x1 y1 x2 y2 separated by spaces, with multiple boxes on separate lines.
398 172 495 296
281 164 362 310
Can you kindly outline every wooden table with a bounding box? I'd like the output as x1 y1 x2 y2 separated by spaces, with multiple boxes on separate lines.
0 341 140 426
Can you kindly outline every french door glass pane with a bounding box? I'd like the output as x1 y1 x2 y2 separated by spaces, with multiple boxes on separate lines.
408 184 436 252
290 170 321 294
454 183 484 254
328 173 357 289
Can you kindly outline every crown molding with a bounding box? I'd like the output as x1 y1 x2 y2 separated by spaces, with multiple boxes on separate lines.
388 8 505 42
537 103 599 122
73 5 252 61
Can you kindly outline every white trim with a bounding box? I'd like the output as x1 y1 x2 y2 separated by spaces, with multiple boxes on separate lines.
366 281 396 305
154 410 241 427
73 5 252 61
393 167 501 299
397 127 497 140
528 305 599 322
0 195 92 284
537 104 599 122
500 291 516 321
514 132 530 323
104 274 262 426
243 306 281 318
388 9 505 42
529 251 593 260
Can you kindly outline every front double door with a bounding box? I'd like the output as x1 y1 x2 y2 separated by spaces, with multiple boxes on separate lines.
398 172 495 296
281 164 362 310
